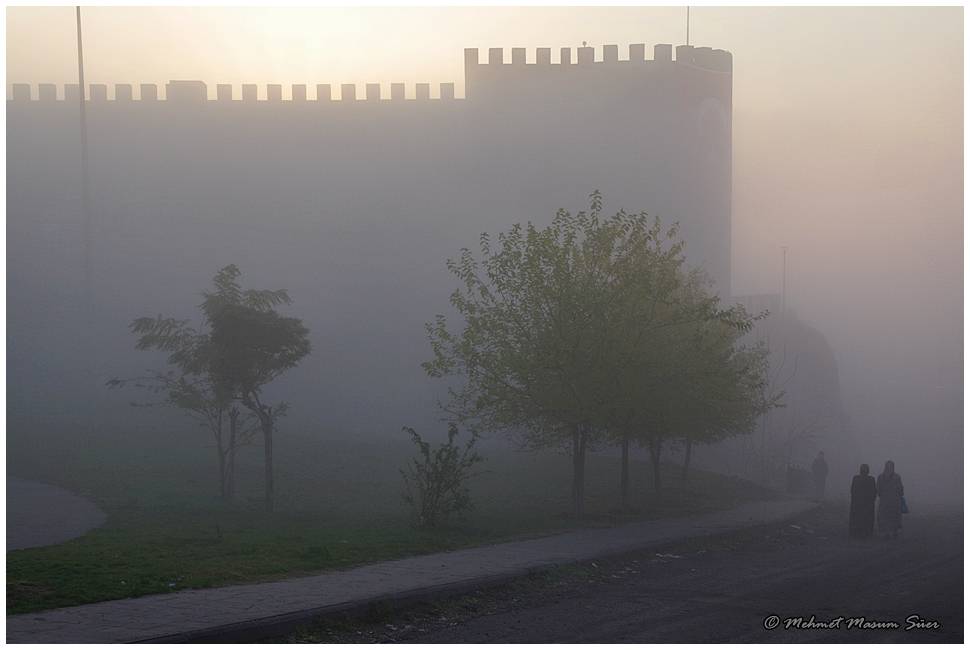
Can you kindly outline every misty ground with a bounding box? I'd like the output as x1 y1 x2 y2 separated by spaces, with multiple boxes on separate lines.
7 426 774 614
284 502 963 643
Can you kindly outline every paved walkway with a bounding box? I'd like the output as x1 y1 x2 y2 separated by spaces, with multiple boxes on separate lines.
7 499 815 643
7 478 106 551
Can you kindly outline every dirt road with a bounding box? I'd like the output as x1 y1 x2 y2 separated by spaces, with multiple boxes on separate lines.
291 502 962 643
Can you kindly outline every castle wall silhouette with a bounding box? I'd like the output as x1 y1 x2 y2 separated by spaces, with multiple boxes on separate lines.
7 43 733 439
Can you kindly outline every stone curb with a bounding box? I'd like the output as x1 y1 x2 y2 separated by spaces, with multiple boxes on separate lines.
136 500 819 643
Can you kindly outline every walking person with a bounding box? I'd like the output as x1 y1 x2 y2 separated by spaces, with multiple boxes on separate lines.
849 464 877 538
876 460 904 539
811 451 829 501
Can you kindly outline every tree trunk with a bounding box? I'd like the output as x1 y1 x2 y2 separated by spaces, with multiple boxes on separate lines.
217 442 226 499
215 410 226 500
571 425 587 518
649 437 663 493
682 439 692 481
227 408 238 500
262 412 274 512
241 393 276 512
579 430 586 512
620 436 630 510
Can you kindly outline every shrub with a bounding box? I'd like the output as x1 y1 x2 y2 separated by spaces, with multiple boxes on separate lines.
400 424 484 528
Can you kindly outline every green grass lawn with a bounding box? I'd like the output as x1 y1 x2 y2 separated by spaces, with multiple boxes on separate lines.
7 424 774 614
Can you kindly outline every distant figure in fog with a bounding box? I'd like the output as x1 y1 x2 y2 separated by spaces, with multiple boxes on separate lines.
849 464 877 538
811 451 829 501
876 460 904 539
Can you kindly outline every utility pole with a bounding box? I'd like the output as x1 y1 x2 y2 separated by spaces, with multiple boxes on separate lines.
686 6 690 46
76 6 91 288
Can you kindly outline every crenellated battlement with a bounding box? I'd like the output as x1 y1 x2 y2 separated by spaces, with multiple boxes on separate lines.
462 43 731 72
7 43 731 103
7 80 460 102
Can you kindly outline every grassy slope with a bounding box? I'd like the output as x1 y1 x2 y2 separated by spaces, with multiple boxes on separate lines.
7 425 774 614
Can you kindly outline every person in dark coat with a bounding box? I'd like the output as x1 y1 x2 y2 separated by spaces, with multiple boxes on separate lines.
876 460 904 539
811 451 829 501
849 464 877 538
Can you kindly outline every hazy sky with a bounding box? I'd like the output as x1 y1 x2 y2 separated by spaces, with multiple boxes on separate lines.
6 7 961 291
6 6 962 107
6 6 964 455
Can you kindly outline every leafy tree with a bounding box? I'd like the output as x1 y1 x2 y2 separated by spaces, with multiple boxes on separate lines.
672 318 776 482
425 192 778 513
201 265 311 512
424 192 683 516
400 424 484 528
611 268 775 496
119 265 310 511
113 311 255 502
593 223 694 508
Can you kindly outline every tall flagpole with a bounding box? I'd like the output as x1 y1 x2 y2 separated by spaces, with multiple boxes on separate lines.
76 6 91 288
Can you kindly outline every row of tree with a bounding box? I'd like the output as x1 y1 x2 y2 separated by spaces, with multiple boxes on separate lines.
115 193 776 518
423 192 779 516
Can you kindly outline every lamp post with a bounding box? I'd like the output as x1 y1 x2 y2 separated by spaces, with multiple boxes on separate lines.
76 6 91 288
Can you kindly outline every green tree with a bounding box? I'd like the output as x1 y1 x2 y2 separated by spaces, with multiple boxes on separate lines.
632 284 776 492
618 275 776 495
672 313 776 482
114 304 260 502
201 265 311 512
424 192 680 517
584 221 776 503
593 222 692 508
120 266 310 511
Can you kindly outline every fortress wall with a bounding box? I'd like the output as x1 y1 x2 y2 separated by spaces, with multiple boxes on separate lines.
7 43 732 438
8 44 730 103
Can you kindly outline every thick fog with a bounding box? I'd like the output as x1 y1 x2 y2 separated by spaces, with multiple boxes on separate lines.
7 50 729 438
6 9 962 508
729 104 963 504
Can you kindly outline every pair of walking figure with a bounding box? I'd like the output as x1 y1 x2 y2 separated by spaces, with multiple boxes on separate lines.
849 460 905 539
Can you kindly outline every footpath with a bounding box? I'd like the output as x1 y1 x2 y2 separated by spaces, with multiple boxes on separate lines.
6 499 815 643
7 478 106 551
